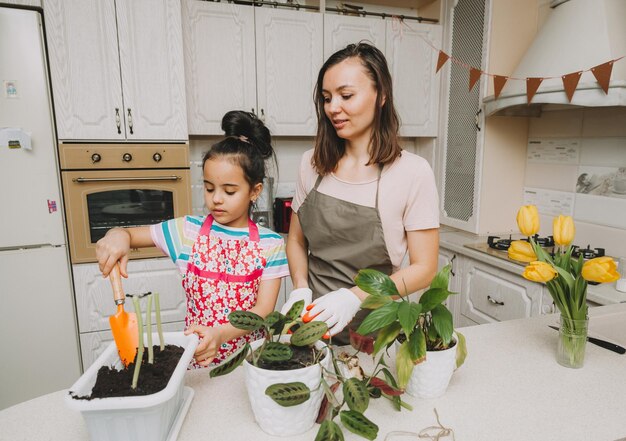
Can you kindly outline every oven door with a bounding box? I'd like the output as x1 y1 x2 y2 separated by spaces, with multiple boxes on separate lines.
62 169 191 263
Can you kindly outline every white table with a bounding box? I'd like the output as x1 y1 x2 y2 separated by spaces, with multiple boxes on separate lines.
2 304 626 441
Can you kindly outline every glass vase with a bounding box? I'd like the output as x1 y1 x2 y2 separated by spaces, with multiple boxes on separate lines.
556 314 588 368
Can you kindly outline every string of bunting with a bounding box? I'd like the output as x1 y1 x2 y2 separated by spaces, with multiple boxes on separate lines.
391 16 624 104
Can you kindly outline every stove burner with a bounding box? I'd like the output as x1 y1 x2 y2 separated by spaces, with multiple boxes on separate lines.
487 235 554 251
571 245 605 260
533 235 555 248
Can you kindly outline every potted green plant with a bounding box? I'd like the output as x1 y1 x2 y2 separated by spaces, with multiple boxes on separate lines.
355 264 467 398
209 300 410 440
66 292 199 441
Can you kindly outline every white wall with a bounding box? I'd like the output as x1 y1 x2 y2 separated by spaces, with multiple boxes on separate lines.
525 107 626 259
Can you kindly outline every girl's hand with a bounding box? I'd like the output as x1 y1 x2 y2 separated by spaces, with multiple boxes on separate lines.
95 228 131 277
185 325 224 367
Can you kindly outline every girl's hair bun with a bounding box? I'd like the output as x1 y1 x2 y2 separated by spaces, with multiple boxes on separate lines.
221 110 273 159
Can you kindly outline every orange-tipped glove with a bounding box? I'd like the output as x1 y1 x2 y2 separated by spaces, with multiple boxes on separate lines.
302 288 361 338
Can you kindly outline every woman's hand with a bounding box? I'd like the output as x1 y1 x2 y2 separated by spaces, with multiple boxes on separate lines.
185 324 225 367
95 228 131 277
302 288 361 338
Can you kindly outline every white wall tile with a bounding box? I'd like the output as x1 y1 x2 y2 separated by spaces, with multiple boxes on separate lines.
582 107 626 137
579 137 626 166
528 109 583 138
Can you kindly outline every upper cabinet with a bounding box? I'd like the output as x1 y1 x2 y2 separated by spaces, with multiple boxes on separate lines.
183 1 322 136
386 22 441 137
323 13 386 59
44 0 187 142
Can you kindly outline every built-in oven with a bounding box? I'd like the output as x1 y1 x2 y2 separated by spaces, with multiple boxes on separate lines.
59 143 191 263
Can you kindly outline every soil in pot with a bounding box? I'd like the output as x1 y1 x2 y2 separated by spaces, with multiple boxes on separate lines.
396 333 457 351
72 345 184 400
254 345 323 371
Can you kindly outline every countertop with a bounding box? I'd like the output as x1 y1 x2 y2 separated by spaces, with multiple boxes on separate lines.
2 304 626 441
439 227 626 305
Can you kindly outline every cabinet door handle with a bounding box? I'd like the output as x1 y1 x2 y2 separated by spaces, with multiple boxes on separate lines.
115 108 121 134
251 108 256 116
260 108 265 122
487 295 504 306
475 109 482 131
127 108 134 135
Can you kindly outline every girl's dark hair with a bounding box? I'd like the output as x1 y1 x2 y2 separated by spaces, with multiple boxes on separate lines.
313 42 401 175
202 110 275 187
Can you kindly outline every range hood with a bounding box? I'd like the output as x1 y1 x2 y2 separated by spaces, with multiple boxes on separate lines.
484 0 626 117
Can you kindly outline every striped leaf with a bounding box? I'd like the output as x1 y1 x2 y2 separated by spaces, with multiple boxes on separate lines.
209 344 249 378
291 321 327 347
343 378 369 413
260 342 292 362
339 410 378 441
315 420 344 441
228 310 264 331
265 382 311 407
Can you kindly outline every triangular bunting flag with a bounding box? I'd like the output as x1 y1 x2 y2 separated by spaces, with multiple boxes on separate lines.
591 60 614 94
436 51 450 73
526 77 544 103
493 75 508 99
562 71 582 102
469 68 482 92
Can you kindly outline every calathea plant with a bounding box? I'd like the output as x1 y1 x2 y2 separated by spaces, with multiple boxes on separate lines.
355 264 467 389
210 300 410 440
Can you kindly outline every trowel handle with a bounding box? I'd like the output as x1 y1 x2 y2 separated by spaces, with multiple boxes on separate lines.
110 263 126 305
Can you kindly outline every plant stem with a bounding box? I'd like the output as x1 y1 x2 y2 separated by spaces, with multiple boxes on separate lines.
131 296 144 390
154 292 164 351
146 294 153 364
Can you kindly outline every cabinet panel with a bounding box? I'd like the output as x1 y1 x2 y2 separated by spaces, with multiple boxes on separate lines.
323 14 386 59
45 0 123 140
386 22 441 137
182 0 256 134
255 8 322 136
461 258 542 324
116 0 187 141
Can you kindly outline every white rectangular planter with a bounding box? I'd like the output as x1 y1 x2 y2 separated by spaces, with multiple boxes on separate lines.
65 332 198 441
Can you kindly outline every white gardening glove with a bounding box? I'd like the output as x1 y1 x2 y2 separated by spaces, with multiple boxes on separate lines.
303 288 361 337
280 287 312 315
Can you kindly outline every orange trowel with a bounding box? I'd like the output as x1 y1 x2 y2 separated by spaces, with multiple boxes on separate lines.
109 263 138 367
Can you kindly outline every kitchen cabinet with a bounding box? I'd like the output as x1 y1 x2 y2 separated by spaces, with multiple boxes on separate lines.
183 1 322 136
386 21 442 137
44 0 187 141
73 258 186 368
323 13 386 59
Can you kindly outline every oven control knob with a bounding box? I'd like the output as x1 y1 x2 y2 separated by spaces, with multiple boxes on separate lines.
153 153 162 163
122 153 132 162
91 153 101 163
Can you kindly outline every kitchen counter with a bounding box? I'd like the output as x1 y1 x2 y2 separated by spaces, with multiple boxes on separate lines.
439 227 626 305
2 303 626 441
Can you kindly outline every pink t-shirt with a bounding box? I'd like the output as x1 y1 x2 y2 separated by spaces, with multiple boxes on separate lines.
293 149 440 271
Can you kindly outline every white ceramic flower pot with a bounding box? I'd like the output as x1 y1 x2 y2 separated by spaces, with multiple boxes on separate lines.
243 336 330 437
65 332 199 441
404 334 458 399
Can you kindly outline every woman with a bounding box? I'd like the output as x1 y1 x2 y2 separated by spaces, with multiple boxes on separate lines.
282 42 440 344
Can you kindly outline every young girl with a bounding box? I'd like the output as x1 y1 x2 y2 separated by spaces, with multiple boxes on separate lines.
284 43 440 344
96 110 289 367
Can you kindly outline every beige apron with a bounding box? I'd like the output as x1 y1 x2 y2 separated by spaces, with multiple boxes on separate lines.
297 166 393 345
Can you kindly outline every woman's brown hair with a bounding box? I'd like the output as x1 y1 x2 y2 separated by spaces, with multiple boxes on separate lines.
312 42 401 175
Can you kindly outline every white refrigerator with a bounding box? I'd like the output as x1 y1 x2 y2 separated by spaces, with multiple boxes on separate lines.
0 6 81 409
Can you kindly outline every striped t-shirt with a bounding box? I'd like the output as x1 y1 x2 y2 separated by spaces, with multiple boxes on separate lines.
150 216 289 280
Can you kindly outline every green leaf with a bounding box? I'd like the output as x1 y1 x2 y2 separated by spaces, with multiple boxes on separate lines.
418 287 450 313
315 421 344 441
343 378 370 413
264 311 287 335
398 302 421 337
554 265 575 293
339 410 379 441
209 344 249 377
285 300 305 321
265 382 311 407
360 294 392 310
407 329 426 363
260 342 292 362
290 321 327 346
396 340 415 389
356 301 400 335
354 269 399 297
431 304 453 346
455 331 467 368
373 322 402 355
430 264 452 290
228 310 264 331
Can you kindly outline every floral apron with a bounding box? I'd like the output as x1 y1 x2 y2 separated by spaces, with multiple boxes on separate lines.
183 215 265 368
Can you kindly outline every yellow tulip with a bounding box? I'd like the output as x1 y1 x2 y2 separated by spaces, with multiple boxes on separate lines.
522 261 558 283
582 257 620 283
516 205 540 237
553 215 575 247
507 240 537 263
